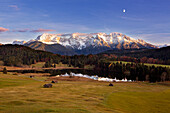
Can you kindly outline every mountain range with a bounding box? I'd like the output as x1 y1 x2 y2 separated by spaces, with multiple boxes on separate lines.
13 32 157 55
156 44 169 48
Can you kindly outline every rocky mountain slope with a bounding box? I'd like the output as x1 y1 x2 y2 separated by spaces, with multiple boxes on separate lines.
13 32 157 55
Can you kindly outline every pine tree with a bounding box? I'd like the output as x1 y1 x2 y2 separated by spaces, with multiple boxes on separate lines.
44 61 50 68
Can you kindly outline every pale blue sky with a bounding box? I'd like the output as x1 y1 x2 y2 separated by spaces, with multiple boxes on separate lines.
0 0 170 45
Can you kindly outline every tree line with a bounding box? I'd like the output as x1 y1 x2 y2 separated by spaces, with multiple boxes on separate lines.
0 44 61 67
0 45 169 68
94 61 170 82
0 45 170 82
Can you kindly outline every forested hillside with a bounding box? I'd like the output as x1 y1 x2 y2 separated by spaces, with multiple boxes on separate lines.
0 44 170 82
0 45 170 67
0 44 61 66
102 46 170 60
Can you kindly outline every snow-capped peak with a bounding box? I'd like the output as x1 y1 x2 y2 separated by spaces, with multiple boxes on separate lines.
12 32 157 50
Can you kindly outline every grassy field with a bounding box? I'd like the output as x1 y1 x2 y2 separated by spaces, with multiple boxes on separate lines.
31 62 75 68
31 62 94 69
143 63 170 68
109 61 170 68
0 72 170 113
31 62 45 68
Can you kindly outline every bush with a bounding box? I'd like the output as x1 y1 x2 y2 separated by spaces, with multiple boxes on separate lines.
3 67 7 74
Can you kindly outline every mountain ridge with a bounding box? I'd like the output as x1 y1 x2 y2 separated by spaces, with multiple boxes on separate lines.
24 41 76 55
12 32 157 55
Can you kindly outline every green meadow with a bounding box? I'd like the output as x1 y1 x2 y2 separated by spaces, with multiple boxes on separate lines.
110 61 170 68
31 62 74 68
0 72 170 113
31 62 45 68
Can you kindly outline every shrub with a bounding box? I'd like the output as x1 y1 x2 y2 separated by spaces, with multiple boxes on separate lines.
3 67 7 74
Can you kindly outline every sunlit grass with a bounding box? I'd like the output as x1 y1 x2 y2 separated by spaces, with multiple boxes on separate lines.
0 73 170 113
31 62 75 68
143 63 170 68
109 61 170 68
31 62 45 68
55 62 73 67
106 90 170 113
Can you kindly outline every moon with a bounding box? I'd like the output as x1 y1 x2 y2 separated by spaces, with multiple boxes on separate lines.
123 9 126 13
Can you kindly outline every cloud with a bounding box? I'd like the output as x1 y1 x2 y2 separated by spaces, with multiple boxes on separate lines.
0 27 9 32
11 28 55 33
136 33 170 38
12 28 55 33
12 29 29 32
8 5 19 10
30 28 55 32
0 32 33 44
55 33 99 37
120 16 144 21
133 33 170 45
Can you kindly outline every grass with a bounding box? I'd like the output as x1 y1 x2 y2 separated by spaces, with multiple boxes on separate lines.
31 62 45 68
84 65 95 69
106 90 170 113
55 62 74 68
31 62 75 68
0 73 36 88
31 62 95 69
109 61 170 68
0 72 170 113
143 63 170 68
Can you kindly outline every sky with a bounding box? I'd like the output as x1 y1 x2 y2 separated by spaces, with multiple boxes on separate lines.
0 0 170 45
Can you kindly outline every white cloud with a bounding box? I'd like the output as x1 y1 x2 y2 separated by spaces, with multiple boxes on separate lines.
8 5 19 10
120 16 144 21
133 33 170 45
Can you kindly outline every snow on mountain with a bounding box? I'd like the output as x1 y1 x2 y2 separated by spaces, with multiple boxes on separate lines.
156 44 169 48
27 39 36 44
12 32 157 50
